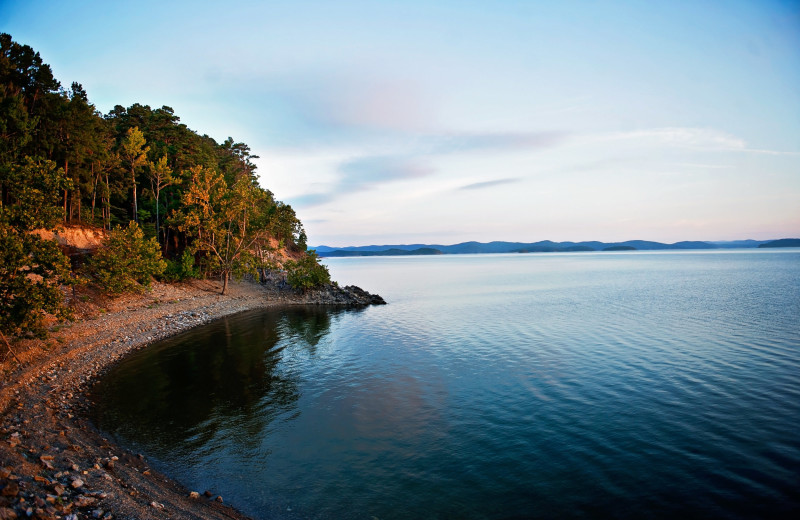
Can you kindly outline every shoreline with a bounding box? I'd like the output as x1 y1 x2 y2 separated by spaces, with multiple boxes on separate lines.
0 279 381 519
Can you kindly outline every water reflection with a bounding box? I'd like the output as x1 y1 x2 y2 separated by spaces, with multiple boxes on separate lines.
91 306 360 460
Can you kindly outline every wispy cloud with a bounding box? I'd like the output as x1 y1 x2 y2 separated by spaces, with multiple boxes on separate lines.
434 131 568 154
289 193 338 208
338 156 435 191
458 178 522 191
591 127 799 155
292 155 436 208
289 130 566 207
597 127 746 150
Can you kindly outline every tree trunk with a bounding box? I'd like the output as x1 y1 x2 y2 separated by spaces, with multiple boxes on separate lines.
105 171 111 230
63 158 69 222
221 270 229 295
90 163 97 224
155 188 160 246
131 166 138 222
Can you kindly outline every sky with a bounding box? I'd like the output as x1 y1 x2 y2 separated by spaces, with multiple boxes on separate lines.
2 0 799 246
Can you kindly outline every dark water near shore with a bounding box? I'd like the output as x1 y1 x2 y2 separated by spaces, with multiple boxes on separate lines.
92 250 800 519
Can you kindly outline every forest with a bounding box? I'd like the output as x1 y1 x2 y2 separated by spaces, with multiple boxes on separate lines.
0 33 330 339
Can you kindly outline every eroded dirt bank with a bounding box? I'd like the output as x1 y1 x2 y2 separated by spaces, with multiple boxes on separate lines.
0 279 382 519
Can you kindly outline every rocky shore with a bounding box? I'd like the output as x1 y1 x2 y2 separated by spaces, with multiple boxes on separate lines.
0 279 384 520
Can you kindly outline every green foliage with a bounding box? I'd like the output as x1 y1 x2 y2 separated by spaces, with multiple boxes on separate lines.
0 156 74 338
0 220 73 337
178 166 278 294
1 33 323 305
162 249 200 282
1 157 72 230
285 251 331 292
120 126 149 222
89 221 166 294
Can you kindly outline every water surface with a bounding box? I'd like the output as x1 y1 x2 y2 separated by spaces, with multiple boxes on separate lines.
92 250 800 519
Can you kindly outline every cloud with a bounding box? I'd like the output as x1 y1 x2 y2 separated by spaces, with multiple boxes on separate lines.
435 132 568 154
621 128 746 150
338 156 435 191
591 127 799 155
289 193 337 208
458 178 522 191
291 155 436 208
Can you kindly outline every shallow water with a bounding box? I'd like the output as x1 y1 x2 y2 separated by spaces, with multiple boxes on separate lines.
92 250 800 519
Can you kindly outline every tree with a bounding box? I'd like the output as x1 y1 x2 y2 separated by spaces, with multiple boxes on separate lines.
89 221 166 294
1 157 73 229
0 158 74 339
285 251 331 292
119 126 149 222
0 222 73 339
179 165 274 295
148 155 174 245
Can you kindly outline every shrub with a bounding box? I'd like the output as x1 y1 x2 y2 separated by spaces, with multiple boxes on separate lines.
162 249 200 282
89 221 166 294
285 251 331 292
0 220 73 338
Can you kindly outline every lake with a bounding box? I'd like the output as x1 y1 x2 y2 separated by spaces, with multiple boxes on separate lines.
91 250 800 519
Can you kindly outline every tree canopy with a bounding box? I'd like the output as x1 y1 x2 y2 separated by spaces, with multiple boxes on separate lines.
1 33 325 338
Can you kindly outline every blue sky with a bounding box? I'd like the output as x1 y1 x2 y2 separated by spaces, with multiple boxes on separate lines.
3 0 799 245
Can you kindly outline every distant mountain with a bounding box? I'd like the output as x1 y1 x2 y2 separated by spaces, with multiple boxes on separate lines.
603 245 637 251
314 238 794 257
321 248 443 257
758 238 800 248
710 240 767 248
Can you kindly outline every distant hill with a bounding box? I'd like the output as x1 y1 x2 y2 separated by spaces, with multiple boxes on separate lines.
603 245 637 251
314 238 794 257
322 248 443 257
758 239 800 248
710 240 766 248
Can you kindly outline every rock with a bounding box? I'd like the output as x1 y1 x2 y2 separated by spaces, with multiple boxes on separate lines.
52 484 65 496
39 455 55 469
189 491 200 499
0 481 19 496
203 490 213 498
215 495 223 503
91 509 104 519
306 284 387 305
74 495 97 507
0 507 17 520
70 478 84 489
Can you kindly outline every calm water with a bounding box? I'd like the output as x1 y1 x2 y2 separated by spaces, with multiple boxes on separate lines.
91 250 800 519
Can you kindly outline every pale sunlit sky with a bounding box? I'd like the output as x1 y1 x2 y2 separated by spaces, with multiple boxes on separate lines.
2 0 799 246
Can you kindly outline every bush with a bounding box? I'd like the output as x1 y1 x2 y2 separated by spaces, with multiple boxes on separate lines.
0 220 73 338
285 251 331 292
89 222 166 294
162 249 200 282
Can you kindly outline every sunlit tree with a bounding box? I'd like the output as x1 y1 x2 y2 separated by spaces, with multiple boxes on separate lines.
119 126 149 222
